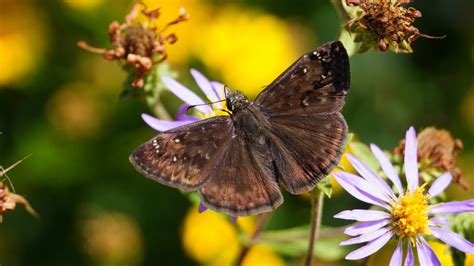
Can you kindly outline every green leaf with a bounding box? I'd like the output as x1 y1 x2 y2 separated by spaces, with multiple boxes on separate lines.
257 225 348 261
316 177 332 198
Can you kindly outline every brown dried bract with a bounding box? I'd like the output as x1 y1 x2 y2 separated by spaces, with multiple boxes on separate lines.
0 182 39 222
346 0 443 52
78 2 189 88
394 127 468 189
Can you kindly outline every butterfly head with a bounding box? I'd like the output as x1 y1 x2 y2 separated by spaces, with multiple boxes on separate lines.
225 88 250 114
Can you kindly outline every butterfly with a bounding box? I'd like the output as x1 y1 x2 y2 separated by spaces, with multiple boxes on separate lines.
130 41 350 217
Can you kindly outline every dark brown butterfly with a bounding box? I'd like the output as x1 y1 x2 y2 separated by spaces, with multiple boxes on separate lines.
130 41 350 217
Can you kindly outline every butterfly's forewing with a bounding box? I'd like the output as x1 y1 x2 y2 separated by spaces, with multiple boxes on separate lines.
254 41 350 116
129 116 233 191
268 113 347 193
199 131 283 216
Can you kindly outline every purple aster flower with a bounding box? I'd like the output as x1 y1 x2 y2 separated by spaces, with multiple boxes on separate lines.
141 68 226 132
334 127 474 265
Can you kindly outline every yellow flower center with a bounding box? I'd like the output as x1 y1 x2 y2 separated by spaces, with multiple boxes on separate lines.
391 185 430 243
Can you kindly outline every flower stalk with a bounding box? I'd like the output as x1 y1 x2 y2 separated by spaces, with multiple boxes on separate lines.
305 188 325 266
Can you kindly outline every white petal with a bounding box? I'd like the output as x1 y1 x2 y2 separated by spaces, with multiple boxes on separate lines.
389 240 403 266
334 172 389 208
341 227 390 245
334 209 390 221
346 154 396 200
345 230 393 260
162 76 212 114
370 144 403 194
344 219 390 236
190 69 220 104
404 127 419 193
428 172 452 198
417 237 441 266
404 243 414 266
430 226 474 254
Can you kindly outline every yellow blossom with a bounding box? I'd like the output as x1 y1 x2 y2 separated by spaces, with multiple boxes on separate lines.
182 206 240 264
0 1 46 86
182 205 284 265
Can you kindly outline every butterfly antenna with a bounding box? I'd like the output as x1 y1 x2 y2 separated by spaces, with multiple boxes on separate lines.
186 99 226 113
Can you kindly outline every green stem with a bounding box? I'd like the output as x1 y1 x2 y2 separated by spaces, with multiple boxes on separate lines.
235 212 271 266
304 190 325 266
146 96 172 120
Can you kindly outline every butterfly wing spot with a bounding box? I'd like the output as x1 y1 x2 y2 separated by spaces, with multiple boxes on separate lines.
130 116 233 191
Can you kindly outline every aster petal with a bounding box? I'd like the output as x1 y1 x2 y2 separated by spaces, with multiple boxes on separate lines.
341 227 390 246
162 76 212 114
190 69 220 104
417 237 441 266
430 226 474 254
344 219 390 236
210 81 226 100
389 240 403 266
230 216 237 223
346 154 396 200
334 172 389 208
176 104 200 122
404 127 419 193
370 144 403 194
141 113 195 131
428 172 452 198
404 243 414 266
430 199 474 214
334 209 390 221
429 217 450 228
198 202 207 213
345 230 393 260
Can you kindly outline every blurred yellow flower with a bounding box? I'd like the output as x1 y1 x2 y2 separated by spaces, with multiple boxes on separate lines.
182 206 240 264
79 209 143 266
141 1 307 98
428 241 454 266
466 254 474 266
182 205 284 265
194 7 303 98
140 0 211 65
329 143 356 195
0 0 46 86
241 244 285 266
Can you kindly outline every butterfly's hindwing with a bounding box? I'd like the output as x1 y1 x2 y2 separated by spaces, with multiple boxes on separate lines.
269 113 347 194
129 116 233 191
199 128 283 217
254 41 350 116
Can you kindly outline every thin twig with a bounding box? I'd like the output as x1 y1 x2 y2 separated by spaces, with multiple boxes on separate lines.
235 212 271 266
304 190 325 266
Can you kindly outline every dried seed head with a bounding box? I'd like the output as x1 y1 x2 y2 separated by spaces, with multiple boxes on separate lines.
346 0 444 53
78 2 189 88
394 127 468 188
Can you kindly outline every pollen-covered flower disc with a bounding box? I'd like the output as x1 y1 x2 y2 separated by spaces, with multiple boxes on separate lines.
130 41 351 217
